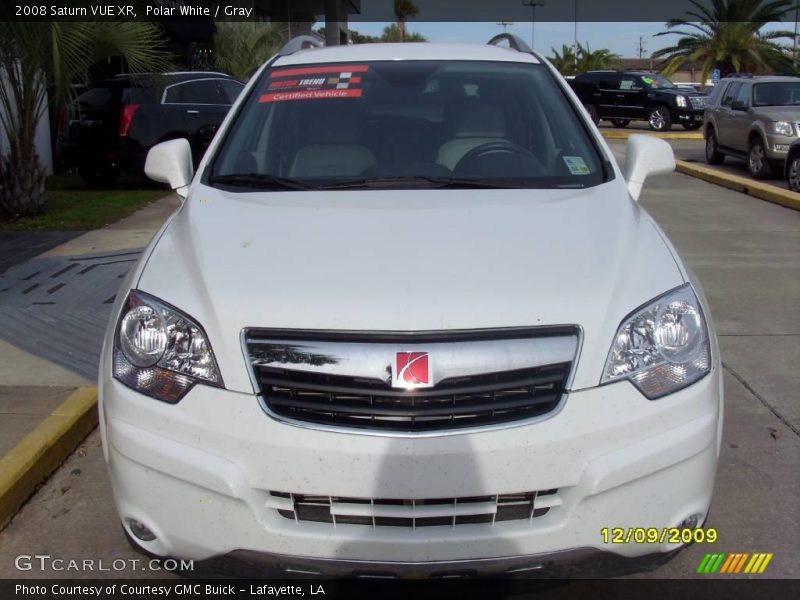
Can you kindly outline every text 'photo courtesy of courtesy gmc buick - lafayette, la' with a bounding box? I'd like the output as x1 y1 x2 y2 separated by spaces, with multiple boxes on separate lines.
99 34 723 578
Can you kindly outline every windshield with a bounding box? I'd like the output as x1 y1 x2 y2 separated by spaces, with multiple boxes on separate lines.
208 60 607 191
640 74 676 89
753 82 800 106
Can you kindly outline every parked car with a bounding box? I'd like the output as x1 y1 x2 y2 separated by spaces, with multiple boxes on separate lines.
100 34 722 577
56 72 243 185
703 75 800 179
568 70 707 131
784 139 800 192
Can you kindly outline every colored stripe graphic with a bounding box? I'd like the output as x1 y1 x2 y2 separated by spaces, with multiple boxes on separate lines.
701 552 773 574
270 65 370 78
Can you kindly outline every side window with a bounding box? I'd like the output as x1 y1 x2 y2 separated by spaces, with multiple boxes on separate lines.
721 82 741 107
619 76 642 91
599 74 620 89
706 83 724 106
219 79 244 104
735 83 751 106
164 79 232 105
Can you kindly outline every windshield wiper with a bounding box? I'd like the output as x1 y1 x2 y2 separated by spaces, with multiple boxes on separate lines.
208 173 312 191
316 175 519 190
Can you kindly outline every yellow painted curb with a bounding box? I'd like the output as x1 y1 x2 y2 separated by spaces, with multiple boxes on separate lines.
601 130 703 140
0 386 98 529
676 160 800 211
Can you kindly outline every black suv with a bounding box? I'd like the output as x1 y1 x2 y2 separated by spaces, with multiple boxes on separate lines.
568 71 706 131
57 72 243 185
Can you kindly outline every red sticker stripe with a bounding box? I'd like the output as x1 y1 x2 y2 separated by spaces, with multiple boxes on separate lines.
270 65 369 78
259 89 363 103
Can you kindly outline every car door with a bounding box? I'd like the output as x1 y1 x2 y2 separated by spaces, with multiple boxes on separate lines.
729 82 753 152
616 74 647 119
715 81 741 148
597 74 622 119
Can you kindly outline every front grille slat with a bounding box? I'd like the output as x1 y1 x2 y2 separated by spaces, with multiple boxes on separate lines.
272 490 559 528
267 391 560 418
254 362 569 432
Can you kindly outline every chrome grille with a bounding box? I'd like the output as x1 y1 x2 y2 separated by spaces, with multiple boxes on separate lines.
268 490 561 528
689 96 706 110
256 364 569 431
245 328 577 432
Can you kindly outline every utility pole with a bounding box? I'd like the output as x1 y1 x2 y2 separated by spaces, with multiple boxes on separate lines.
794 0 799 69
496 21 514 33
636 36 647 59
522 0 546 51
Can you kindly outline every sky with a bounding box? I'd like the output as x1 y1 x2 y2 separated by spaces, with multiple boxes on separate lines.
349 21 797 58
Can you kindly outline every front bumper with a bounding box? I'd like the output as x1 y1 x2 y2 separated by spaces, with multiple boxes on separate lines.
673 108 704 124
100 355 722 572
764 133 797 161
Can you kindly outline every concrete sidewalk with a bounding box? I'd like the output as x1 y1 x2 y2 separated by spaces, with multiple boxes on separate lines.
0 193 179 527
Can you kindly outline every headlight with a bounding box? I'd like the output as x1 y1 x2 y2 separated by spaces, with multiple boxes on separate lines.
676 95 688 108
601 285 710 399
113 290 222 403
767 121 794 136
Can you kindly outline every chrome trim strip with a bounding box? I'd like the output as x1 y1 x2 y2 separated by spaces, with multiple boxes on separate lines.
245 336 577 387
239 327 582 438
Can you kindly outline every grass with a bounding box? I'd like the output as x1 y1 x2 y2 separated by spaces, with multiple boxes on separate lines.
0 175 169 231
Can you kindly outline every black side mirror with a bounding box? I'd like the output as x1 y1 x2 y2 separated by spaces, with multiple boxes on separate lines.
731 100 747 111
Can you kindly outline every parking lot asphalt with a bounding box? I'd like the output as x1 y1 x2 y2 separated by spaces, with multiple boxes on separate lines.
0 143 797 580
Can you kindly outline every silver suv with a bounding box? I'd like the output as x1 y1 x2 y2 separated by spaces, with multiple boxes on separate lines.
703 75 800 178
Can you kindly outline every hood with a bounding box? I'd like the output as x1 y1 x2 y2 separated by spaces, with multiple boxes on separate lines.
753 105 800 122
137 181 685 393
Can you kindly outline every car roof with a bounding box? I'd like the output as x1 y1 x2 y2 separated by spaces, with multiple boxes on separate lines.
272 42 541 67
719 75 800 84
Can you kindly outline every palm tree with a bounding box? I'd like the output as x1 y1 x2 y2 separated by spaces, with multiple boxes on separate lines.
213 22 288 81
576 43 621 72
394 0 420 43
652 0 795 83
549 43 620 75
549 44 578 75
0 21 169 219
380 24 428 43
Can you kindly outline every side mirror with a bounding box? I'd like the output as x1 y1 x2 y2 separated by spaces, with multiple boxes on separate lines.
624 134 676 201
731 100 747 111
144 138 193 200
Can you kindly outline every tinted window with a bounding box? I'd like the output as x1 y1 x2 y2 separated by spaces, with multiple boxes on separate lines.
164 79 238 104
753 82 800 106
599 74 619 89
734 83 751 106
721 82 741 106
211 61 608 190
77 87 115 109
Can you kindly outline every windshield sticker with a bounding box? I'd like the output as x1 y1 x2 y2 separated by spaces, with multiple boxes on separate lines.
260 65 369 103
563 156 591 175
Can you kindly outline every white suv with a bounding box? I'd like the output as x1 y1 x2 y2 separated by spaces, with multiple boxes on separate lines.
99 35 723 577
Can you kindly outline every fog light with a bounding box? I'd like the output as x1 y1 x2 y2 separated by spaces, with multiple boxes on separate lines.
128 519 157 542
679 514 701 529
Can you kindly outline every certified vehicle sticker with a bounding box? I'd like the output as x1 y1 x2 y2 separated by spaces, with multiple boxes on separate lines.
260 65 369 103
563 156 590 175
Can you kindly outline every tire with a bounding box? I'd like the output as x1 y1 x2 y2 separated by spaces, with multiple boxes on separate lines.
584 104 599 125
705 129 724 165
786 155 800 192
78 161 120 186
747 137 774 179
682 122 702 130
610 119 631 128
647 106 672 131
